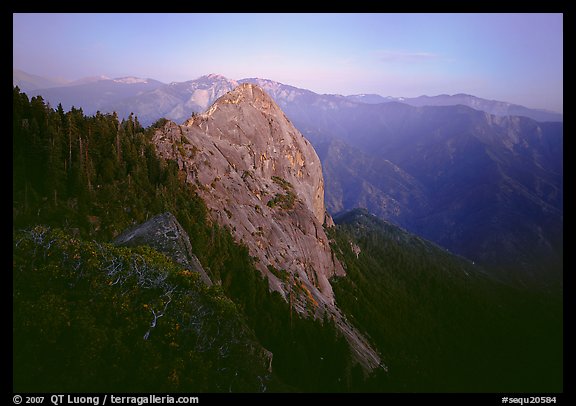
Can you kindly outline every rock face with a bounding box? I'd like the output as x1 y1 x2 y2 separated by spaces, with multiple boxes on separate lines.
113 212 213 286
152 83 382 371
153 84 340 302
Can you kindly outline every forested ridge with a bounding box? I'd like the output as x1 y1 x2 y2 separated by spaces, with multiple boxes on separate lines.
13 87 352 392
329 209 562 392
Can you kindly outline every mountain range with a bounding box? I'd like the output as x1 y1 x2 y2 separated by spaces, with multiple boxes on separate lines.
15 70 562 125
14 70 563 287
347 93 563 123
306 101 563 287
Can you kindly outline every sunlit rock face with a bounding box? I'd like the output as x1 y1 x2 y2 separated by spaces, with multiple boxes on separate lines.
153 83 382 371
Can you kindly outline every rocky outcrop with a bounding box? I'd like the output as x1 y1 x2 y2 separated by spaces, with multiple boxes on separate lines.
153 84 341 303
113 212 213 286
152 84 383 372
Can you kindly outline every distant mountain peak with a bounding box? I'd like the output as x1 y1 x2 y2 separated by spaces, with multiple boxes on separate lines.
202 73 229 80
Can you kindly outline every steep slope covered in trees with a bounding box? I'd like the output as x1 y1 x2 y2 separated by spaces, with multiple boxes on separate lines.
329 209 562 392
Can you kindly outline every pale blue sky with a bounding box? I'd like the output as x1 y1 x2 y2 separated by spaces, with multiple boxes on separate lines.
13 13 563 112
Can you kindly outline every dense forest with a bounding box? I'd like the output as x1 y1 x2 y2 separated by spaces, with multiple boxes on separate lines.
13 87 562 392
329 209 562 392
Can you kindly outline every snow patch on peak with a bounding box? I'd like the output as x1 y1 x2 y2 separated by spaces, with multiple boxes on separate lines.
114 77 148 84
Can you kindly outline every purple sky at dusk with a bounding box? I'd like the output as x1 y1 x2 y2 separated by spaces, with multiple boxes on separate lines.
13 13 563 112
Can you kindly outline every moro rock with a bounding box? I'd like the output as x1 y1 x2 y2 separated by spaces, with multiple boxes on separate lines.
152 83 382 371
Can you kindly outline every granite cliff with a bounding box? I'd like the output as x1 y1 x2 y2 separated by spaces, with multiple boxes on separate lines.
152 83 382 371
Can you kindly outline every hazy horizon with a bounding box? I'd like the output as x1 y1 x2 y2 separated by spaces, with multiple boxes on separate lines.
13 13 563 113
